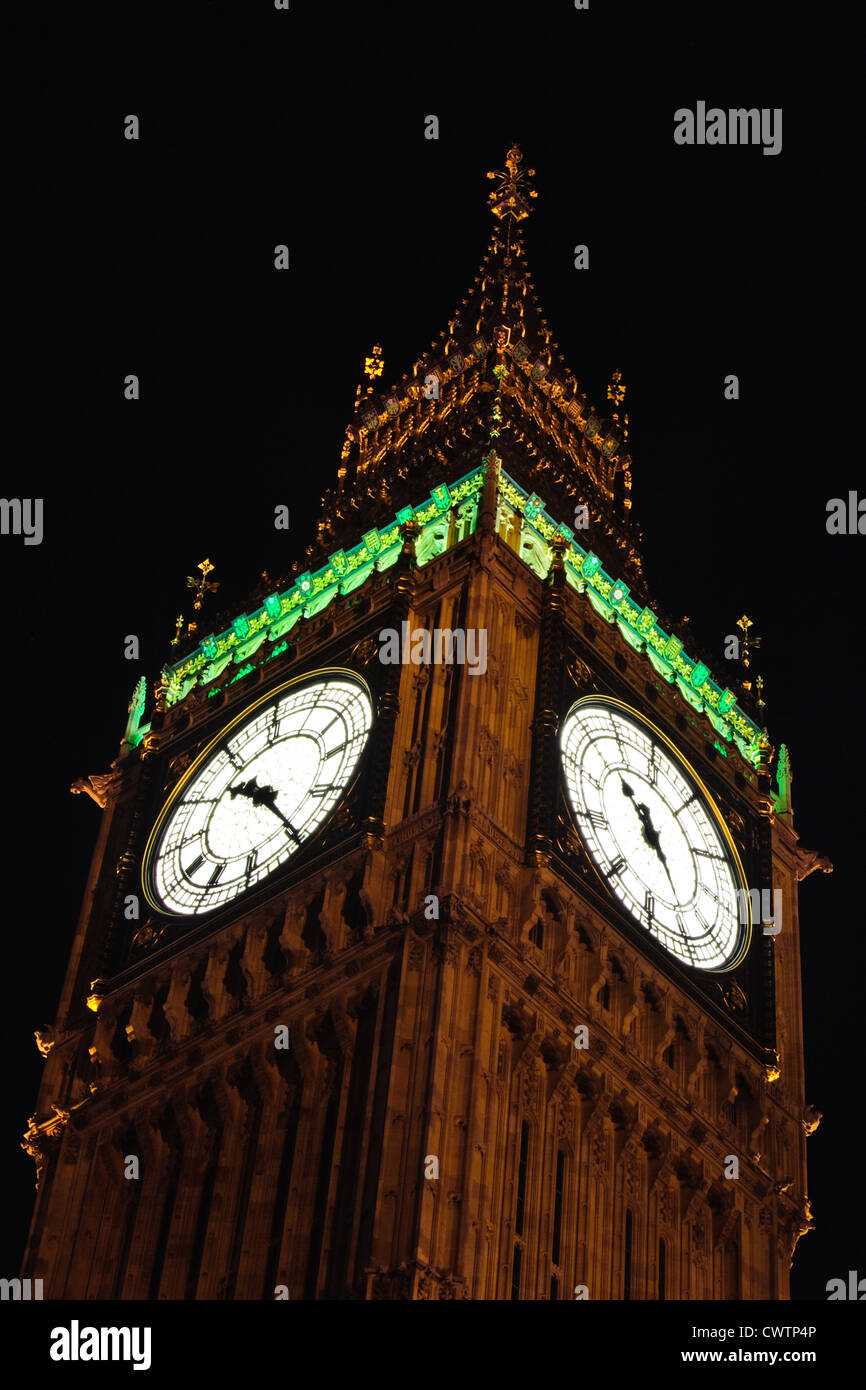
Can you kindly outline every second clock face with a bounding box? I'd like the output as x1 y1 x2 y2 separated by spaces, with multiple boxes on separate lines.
144 672 373 917
560 698 747 971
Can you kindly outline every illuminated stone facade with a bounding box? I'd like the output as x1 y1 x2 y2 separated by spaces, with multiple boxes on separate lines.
21 151 819 1300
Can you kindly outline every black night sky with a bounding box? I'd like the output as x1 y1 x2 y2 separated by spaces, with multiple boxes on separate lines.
3 2 861 1304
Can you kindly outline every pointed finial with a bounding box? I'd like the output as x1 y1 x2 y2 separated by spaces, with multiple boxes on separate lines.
756 728 774 779
607 368 629 443
363 343 384 390
775 744 793 818
487 144 537 222
185 559 219 636
736 613 762 691
122 675 148 748
606 369 626 408
354 343 385 414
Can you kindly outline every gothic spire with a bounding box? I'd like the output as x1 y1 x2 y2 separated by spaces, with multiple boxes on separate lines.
307 147 640 586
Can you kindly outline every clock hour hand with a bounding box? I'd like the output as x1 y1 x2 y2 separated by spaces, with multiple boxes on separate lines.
230 776 301 843
637 803 677 896
620 778 677 894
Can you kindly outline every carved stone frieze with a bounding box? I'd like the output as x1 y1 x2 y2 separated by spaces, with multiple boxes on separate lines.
477 726 499 766
565 656 594 689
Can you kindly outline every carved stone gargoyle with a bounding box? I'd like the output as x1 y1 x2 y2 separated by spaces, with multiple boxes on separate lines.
794 846 833 881
802 1104 823 1137
70 770 120 808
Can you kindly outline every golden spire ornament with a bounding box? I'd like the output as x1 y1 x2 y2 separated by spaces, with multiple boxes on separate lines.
363 343 384 391
487 145 537 223
185 558 219 637
354 343 385 412
736 613 762 693
606 368 629 443
606 369 627 409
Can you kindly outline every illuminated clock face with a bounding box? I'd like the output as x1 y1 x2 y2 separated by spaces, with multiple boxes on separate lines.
560 698 747 971
144 673 373 917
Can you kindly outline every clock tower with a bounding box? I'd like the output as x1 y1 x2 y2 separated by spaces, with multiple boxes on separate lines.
22 148 822 1300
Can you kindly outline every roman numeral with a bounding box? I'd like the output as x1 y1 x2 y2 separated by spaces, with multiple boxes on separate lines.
648 752 658 786
323 741 347 761
644 890 654 923
695 908 712 933
226 750 244 770
584 809 606 830
245 852 256 881
606 857 626 879
265 704 282 743
310 784 339 798
695 848 724 861
208 863 224 886
184 853 205 877
674 793 697 816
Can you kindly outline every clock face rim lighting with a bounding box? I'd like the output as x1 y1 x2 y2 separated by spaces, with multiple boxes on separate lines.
559 696 750 973
143 669 373 919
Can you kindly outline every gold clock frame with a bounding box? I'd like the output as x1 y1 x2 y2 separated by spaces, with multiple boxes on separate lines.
560 694 753 974
141 666 374 917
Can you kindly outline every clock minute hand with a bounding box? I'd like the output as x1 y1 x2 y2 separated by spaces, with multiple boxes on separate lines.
230 776 302 843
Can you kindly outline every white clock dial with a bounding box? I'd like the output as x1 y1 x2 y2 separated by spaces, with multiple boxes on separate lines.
144 673 373 917
560 698 748 971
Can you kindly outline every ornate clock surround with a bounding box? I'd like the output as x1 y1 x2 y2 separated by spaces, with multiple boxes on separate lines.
548 622 775 1060
101 597 409 987
142 666 375 920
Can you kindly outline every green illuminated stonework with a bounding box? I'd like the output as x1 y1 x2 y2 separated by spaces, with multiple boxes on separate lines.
158 461 765 769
